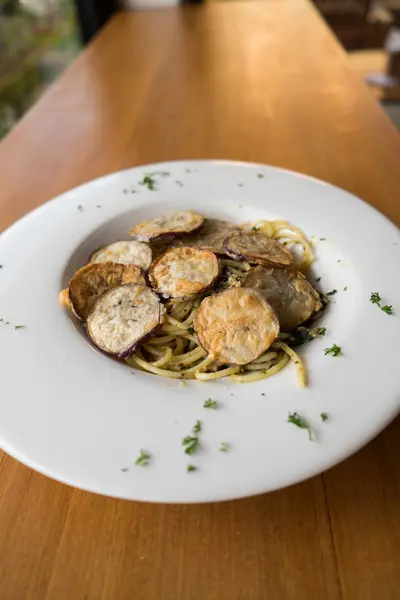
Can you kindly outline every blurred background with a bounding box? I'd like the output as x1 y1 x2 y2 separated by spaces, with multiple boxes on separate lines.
1 0 400 140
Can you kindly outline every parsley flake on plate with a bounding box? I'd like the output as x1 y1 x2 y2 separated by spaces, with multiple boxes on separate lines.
203 398 217 409
370 292 393 315
182 436 199 455
287 412 313 441
135 449 151 466
324 344 342 357
187 464 197 473
321 413 328 422
219 442 230 452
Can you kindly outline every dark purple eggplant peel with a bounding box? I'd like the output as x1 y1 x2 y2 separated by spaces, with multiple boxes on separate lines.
129 211 204 243
86 284 165 358
223 230 293 267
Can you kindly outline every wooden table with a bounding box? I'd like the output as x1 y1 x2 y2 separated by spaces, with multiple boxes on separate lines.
1 2 400 598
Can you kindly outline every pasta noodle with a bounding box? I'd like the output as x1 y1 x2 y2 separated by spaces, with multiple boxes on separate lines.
125 220 314 386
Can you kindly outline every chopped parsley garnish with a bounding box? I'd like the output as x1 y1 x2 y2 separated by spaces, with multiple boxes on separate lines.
77 205 83 211
320 237 326 241
261 393 266 396
187 464 197 472
288 412 313 441
135 449 151 466
176 180 183 187
182 436 199 455
203 398 217 409
321 413 328 422
343 286 347 291
327 289 337 296
257 173 264 178
121 467 129 472
139 175 156 190
187 326 195 334
315 277 321 283
381 304 393 314
324 344 342 357
14 325 25 330
251 226 259 231
219 442 230 452
182 421 202 454
370 292 381 304
192 420 201 434
337 259 341 263
96 205 102 208
370 292 393 315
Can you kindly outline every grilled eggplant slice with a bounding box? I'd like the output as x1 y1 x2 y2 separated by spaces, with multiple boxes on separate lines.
68 262 146 320
129 210 204 242
149 246 220 300
242 266 322 331
90 240 152 270
224 230 293 267
87 284 165 358
175 218 240 255
194 287 279 365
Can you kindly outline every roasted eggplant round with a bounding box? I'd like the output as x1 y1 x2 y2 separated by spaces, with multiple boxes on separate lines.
174 218 240 255
242 266 322 331
68 262 146 320
223 230 293 267
87 284 165 357
194 287 279 365
149 246 220 300
129 210 204 242
90 240 152 270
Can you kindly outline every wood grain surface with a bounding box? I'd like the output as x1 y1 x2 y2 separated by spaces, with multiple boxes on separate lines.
0 2 400 599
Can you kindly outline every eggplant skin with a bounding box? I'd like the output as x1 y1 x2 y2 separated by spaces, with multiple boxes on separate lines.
149 246 220 300
86 284 165 358
194 287 279 365
68 262 146 320
129 211 204 243
223 231 293 267
242 266 322 331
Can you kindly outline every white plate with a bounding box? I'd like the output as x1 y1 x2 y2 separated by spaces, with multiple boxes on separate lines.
1 160 399 503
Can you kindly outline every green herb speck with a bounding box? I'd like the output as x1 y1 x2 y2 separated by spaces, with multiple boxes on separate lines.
135 449 151 466
324 344 342 357
187 464 197 472
321 413 328 422
192 420 201 434
14 325 25 330
182 436 199 455
370 292 393 314
219 442 230 452
203 399 217 409
288 412 313 441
